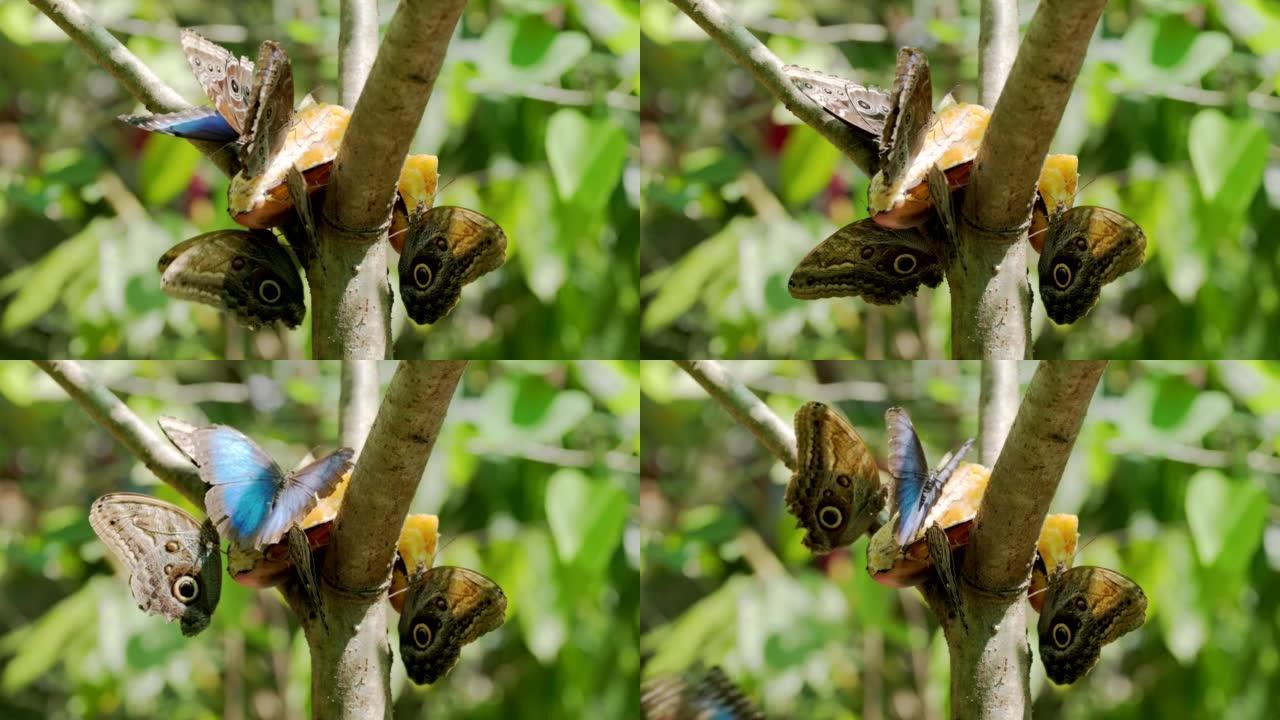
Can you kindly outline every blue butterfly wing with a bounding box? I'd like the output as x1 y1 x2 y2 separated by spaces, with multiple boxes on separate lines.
192 426 285 548
260 448 354 547
886 407 930 546
120 107 240 143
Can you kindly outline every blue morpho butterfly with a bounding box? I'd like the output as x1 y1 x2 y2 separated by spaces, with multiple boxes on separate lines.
641 666 764 720
885 406 974 547
158 417 353 550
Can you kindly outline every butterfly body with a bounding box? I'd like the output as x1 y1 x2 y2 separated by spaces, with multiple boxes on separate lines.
89 493 222 636
174 424 353 550
784 402 885 554
158 229 306 328
784 65 890 139
398 206 507 324
1038 566 1147 684
1038 206 1146 324
788 219 945 305
398 566 507 684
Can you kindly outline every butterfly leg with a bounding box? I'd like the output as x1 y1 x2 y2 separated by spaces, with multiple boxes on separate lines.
287 524 327 629
926 523 966 629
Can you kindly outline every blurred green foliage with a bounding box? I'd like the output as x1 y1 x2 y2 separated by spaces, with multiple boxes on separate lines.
0 0 640 359
0 360 640 719
641 360 1280 718
641 1 1280 358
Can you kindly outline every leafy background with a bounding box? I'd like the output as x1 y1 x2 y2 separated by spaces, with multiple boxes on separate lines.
0 0 639 359
641 360 1280 718
641 1 1280 358
0 360 640 719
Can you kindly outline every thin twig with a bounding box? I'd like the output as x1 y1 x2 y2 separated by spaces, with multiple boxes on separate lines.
977 0 1018 106
326 360 467 592
674 360 797 469
29 0 237 176
966 360 1107 592
744 18 887 44
338 0 378 106
977 360 1020 466
34 360 204 504
339 360 381 455
466 439 641 475
667 0 878 176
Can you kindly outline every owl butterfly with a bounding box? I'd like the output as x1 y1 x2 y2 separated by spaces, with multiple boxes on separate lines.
783 65 891 139
88 493 222 637
784 402 884 554
158 419 353 550
398 206 507 324
788 218 945 305
641 666 765 720
158 229 306 329
398 566 507 684
1038 566 1147 684
1037 206 1146 324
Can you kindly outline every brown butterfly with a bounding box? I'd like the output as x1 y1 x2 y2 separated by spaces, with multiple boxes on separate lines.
1037 206 1146 324
158 229 306 328
1037 565 1147 684
784 402 885 554
788 218 946 305
398 206 507 324
784 65 891 139
398 565 507 684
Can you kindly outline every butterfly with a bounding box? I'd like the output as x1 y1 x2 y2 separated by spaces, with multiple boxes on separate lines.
869 407 974 624
88 493 222 636
398 565 507 684
1037 206 1146 324
158 419 354 550
118 30 256 145
784 65 891 140
398 206 507 325
783 402 885 554
788 218 946 305
1037 565 1147 684
158 229 306 328
642 666 765 720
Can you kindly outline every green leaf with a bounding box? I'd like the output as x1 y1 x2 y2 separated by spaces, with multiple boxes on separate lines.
545 468 628 574
779 126 840 206
545 108 628 212
477 17 591 85
1 579 99 692
1188 110 1268 213
138 136 201 207
1185 470 1266 571
1 224 99 333
640 223 738 333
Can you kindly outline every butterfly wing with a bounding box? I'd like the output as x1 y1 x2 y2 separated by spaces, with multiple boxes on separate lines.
263 448 355 549
1038 566 1147 684
89 493 222 636
239 41 295 179
398 566 507 684
189 425 289 549
1038 206 1146 324
158 229 306 328
398 206 508 325
785 402 884 553
179 29 254 134
642 667 764 720
119 107 240 143
877 48 933 196
885 407 932 546
784 64 889 139
788 219 945 305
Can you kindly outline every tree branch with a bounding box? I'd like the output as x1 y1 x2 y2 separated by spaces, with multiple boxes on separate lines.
339 360 381 454
964 0 1106 234
338 0 379 107
675 360 797 470
34 360 204 505
29 0 236 175
967 360 1106 591
327 361 466 591
667 0 878 176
